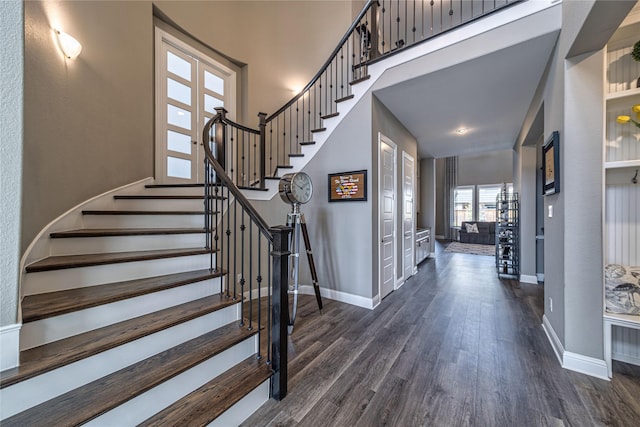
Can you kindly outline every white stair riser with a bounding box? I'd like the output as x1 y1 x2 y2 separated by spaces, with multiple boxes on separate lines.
50 233 207 256
208 380 270 427
143 187 208 196
0 304 242 420
84 336 258 426
23 254 213 295
21 277 223 350
82 214 205 229
113 199 208 211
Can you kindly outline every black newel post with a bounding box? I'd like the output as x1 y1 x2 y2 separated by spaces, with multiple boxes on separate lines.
269 225 291 400
258 112 267 189
214 107 227 172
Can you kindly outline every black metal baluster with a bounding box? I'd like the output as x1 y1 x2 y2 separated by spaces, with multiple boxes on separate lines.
233 198 238 301
257 231 263 359
226 184 232 298
240 209 246 327
267 239 272 364
449 0 453 28
412 0 416 44
248 219 253 331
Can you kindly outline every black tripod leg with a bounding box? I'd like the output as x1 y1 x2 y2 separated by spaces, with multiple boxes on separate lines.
300 217 323 312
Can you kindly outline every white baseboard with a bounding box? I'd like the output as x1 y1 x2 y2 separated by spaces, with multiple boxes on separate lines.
542 315 609 380
435 235 445 239
298 285 376 310
537 273 544 282
0 323 21 371
612 352 640 367
563 351 609 381
520 274 538 284
430 252 436 258
542 315 563 365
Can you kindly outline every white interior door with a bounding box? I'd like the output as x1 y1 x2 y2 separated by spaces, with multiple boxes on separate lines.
402 152 415 282
155 28 235 184
379 134 396 300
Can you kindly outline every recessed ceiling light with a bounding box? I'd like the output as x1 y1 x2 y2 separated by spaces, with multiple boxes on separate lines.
455 128 467 135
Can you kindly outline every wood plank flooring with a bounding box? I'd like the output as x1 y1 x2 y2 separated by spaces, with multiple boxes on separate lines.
242 241 640 426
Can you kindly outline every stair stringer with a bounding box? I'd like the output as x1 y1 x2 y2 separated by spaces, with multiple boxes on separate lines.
241 0 560 202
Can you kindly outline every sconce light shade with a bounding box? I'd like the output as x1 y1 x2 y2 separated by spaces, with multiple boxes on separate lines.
55 30 82 59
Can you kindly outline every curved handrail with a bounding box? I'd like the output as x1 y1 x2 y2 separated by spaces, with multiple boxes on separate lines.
202 112 273 243
265 0 375 122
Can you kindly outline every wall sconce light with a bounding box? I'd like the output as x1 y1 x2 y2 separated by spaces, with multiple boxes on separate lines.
55 29 82 60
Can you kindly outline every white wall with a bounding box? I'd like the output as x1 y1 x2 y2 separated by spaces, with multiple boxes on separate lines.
1 0 23 328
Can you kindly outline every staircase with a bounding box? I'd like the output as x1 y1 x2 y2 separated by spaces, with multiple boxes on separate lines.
0 183 272 426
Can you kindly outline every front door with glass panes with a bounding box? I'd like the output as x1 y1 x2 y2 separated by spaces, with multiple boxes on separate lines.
155 28 235 183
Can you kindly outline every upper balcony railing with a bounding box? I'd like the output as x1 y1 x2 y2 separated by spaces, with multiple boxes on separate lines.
260 0 521 180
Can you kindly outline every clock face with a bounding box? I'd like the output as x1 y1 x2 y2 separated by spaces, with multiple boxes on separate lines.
278 172 313 205
291 172 313 204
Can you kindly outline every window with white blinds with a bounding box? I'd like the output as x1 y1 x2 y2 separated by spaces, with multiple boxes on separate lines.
454 183 512 225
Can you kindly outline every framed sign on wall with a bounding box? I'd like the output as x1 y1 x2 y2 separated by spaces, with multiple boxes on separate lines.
542 131 560 196
328 170 367 202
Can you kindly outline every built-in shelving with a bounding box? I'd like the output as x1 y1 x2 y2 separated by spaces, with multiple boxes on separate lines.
602 22 640 377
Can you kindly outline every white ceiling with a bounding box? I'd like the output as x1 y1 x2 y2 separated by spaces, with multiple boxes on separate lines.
373 31 560 159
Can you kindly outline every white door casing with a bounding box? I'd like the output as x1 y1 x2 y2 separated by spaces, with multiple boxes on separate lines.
379 134 396 300
155 28 236 184
402 151 415 283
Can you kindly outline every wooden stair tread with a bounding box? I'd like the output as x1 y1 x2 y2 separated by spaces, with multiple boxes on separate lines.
349 75 370 85
0 294 238 389
145 183 220 188
320 112 339 120
288 153 304 158
335 94 354 103
264 176 280 181
1 321 257 426
276 165 293 169
299 141 315 146
50 227 207 238
22 269 224 323
114 195 224 200
238 185 269 192
83 210 206 215
310 127 326 133
25 247 211 273
139 355 272 427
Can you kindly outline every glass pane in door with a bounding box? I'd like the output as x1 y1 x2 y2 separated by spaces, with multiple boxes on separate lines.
204 70 224 95
167 156 191 179
167 51 191 81
167 130 191 154
167 78 192 106
167 104 192 130
204 94 224 114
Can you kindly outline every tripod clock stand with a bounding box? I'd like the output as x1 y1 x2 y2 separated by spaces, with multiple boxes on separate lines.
278 172 323 334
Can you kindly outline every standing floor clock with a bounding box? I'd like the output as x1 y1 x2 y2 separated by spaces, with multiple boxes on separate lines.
278 172 322 334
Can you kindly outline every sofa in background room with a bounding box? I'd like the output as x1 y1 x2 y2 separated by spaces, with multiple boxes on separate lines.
459 221 495 245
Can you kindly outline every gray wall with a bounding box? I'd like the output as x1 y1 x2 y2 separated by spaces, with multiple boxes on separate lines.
22 0 354 253
419 157 436 254
514 0 634 358
1 0 23 326
457 149 513 186
280 94 374 300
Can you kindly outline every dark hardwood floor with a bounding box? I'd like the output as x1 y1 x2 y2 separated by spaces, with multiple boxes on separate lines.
242 241 640 426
